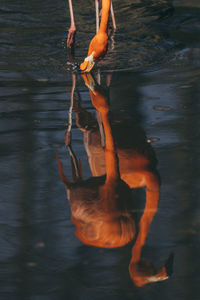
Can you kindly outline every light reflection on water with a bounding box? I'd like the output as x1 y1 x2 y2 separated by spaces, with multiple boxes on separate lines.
0 0 200 299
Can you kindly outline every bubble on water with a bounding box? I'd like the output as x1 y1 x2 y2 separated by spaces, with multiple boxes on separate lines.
65 61 80 72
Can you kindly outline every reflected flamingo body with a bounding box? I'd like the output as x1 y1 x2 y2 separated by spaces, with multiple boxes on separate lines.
57 73 173 286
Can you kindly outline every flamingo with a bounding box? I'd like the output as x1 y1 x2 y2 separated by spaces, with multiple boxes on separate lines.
67 0 116 72
56 73 173 285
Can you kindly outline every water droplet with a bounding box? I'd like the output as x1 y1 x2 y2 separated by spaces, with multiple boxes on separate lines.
27 262 37 268
147 137 160 143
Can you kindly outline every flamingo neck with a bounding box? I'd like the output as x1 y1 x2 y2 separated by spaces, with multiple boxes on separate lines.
99 0 111 33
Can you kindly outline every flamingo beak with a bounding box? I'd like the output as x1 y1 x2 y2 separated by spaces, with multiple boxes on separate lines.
80 52 95 73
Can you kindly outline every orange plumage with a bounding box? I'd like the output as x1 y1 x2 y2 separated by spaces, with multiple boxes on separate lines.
80 0 111 72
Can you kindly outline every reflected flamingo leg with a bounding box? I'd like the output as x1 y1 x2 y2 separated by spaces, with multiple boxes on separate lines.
110 2 116 31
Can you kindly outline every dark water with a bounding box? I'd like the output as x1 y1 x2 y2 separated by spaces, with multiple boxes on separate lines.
0 0 200 299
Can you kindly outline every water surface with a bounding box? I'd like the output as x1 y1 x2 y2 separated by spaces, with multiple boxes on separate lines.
0 0 200 299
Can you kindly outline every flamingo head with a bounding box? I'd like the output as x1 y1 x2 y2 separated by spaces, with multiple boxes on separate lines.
81 73 96 93
80 52 95 73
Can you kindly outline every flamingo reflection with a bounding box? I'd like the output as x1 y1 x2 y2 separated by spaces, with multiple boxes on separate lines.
57 73 173 287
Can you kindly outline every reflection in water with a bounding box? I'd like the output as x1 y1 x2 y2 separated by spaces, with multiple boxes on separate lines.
57 72 173 287
0 0 200 298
